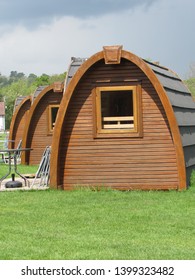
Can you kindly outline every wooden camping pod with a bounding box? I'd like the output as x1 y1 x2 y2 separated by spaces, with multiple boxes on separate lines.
21 82 64 165
9 95 32 149
9 86 46 148
9 86 48 149
50 46 195 190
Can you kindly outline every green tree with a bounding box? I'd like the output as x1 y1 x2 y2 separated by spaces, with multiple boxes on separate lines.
184 78 195 97
35 74 50 86
34 72 66 86
49 72 66 84
27 73 37 85
0 73 9 87
1 79 36 128
184 63 195 98
188 63 195 78
8 71 25 85
0 71 66 129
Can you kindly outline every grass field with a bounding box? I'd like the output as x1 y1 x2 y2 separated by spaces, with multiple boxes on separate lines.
0 184 195 260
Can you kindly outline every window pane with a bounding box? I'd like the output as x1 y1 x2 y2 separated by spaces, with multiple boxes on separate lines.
101 90 133 117
100 90 134 129
51 107 59 130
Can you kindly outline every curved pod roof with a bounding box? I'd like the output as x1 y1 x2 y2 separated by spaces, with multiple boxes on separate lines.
51 46 195 190
64 57 88 88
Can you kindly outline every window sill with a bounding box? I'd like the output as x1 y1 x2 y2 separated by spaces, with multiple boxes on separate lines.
94 130 143 139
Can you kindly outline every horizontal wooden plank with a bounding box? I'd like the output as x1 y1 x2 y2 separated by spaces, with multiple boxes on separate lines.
103 116 134 121
103 124 134 129
65 148 176 155
62 138 173 144
64 144 175 150
63 184 178 190
63 159 177 167
65 147 175 154
63 182 179 190
61 158 176 165
65 169 177 176
64 144 174 150
63 176 178 182
63 163 177 169
65 156 176 163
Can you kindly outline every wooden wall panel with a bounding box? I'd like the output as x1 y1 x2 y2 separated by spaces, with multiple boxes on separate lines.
59 59 179 190
27 91 62 165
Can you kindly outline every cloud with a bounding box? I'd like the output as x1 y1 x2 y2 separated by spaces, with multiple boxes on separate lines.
0 0 156 28
0 0 194 79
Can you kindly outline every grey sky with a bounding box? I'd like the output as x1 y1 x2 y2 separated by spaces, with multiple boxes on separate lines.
0 0 194 79
0 0 155 26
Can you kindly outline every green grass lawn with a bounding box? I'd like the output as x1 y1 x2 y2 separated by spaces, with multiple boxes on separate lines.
0 185 195 260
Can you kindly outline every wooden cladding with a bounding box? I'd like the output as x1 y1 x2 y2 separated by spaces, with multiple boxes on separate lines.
54 58 180 190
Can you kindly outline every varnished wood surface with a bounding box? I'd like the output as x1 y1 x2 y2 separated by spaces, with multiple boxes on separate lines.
50 49 186 190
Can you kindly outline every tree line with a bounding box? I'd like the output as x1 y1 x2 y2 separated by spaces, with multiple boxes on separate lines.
0 71 66 129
